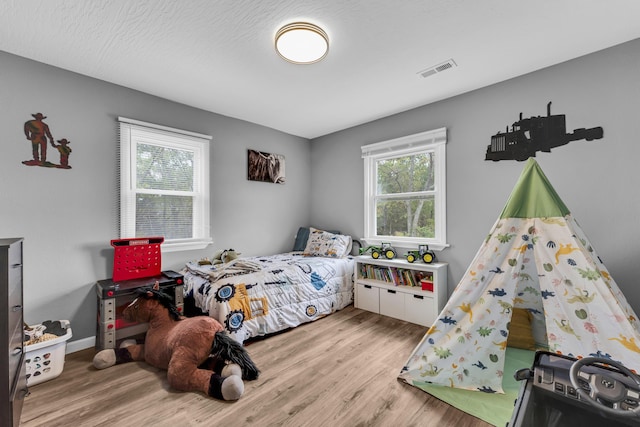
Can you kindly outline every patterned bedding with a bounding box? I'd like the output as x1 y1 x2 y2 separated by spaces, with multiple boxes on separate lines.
182 252 355 343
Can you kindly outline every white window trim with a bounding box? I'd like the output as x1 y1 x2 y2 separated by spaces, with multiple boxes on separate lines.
118 117 213 253
361 127 448 251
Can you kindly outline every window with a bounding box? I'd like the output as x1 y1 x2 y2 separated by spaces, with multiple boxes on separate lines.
118 117 212 252
362 128 447 250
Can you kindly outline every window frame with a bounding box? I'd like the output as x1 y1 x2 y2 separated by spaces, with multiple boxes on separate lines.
118 117 212 252
362 127 448 251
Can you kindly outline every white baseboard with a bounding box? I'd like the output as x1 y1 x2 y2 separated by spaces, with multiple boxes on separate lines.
66 336 96 354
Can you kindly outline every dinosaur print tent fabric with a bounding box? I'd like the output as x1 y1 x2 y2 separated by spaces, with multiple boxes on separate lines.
399 158 640 393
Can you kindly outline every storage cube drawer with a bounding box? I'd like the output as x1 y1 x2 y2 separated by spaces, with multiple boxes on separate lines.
379 289 405 320
356 283 379 313
404 293 435 326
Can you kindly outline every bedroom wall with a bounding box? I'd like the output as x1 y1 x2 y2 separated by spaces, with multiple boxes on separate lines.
309 38 640 313
0 51 311 345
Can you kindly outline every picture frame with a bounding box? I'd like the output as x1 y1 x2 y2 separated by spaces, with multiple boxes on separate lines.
247 149 286 184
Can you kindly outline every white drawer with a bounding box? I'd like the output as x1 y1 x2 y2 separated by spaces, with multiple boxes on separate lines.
356 283 380 313
379 288 405 320
404 293 435 326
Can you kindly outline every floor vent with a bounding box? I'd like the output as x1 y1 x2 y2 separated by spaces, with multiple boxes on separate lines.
418 59 457 78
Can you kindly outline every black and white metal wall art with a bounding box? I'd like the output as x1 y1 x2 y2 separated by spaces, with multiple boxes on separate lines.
485 102 603 161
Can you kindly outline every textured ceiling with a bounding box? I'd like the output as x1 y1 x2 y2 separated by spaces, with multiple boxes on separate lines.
2 1 640 139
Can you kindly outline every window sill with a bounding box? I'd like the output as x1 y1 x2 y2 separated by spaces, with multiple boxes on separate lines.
161 238 213 253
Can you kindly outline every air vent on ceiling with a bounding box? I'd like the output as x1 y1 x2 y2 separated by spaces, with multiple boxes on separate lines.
418 59 457 78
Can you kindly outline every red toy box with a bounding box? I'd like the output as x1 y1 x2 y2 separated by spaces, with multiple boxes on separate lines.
111 237 163 281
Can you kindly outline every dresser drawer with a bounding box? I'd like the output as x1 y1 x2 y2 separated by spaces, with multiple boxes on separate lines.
7 323 24 392
8 249 23 310
8 282 23 335
10 357 27 427
8 266 22 300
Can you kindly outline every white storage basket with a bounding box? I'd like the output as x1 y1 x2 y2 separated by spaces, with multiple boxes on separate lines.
25 320 73 386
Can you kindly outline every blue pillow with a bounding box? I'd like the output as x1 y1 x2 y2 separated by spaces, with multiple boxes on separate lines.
292 227 310 251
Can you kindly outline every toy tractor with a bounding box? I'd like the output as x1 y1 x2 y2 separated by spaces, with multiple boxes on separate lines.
360 242 396 259
406 244 436 264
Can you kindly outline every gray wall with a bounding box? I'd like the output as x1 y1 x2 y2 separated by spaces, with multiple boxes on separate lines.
310 38 640 313
1 52 311 343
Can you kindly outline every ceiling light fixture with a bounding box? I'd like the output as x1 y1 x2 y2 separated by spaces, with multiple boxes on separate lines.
275 22 329 64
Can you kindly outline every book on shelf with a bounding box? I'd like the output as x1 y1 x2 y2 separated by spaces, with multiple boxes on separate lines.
359 263 434 289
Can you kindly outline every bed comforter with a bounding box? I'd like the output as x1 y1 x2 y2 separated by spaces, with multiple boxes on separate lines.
182 252 354 343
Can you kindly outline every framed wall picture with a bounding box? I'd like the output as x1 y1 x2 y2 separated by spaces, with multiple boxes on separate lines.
247 149 286 184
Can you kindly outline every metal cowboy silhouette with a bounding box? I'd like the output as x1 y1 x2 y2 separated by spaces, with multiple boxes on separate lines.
23 112 55 165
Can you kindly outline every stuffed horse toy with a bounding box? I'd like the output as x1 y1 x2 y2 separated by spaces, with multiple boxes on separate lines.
93 282 259 401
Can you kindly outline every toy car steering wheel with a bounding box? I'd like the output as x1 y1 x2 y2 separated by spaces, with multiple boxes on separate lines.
569 356 640 417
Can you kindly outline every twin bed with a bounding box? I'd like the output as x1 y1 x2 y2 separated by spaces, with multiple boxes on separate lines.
181 227 356 343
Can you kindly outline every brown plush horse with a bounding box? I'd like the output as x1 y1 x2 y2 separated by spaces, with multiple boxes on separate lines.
93 283 259 400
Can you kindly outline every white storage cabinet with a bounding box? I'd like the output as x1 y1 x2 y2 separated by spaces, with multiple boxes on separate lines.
354 255 448 327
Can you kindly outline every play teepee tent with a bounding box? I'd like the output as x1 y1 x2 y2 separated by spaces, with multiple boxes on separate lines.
399 158 640 394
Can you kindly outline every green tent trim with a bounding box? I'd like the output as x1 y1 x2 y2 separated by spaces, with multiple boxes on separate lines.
500 158 570 219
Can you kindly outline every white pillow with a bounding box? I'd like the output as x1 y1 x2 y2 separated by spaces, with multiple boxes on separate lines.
303 227 352 258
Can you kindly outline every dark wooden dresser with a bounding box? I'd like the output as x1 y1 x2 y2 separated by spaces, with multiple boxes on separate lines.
0 238 27 427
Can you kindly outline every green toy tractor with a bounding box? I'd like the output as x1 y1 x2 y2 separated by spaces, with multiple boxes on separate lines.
406 244 436 263
360 242 396 259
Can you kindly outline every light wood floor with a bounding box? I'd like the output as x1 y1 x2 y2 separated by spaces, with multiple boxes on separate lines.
21 306 491 427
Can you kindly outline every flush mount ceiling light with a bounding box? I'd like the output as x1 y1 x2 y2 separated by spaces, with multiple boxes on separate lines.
275 22 329 64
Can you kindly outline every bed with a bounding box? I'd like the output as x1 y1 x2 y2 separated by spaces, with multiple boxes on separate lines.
182 227 356 343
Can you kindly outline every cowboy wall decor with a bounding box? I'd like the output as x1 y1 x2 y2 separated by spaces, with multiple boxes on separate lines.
22 112 72 169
